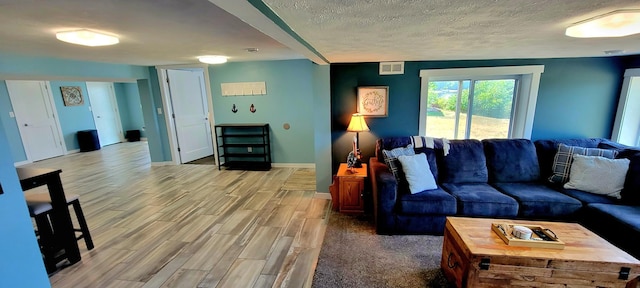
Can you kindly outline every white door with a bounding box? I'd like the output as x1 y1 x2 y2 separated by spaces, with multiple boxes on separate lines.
166 69 214 163
6 80 65 161
87 82 123 147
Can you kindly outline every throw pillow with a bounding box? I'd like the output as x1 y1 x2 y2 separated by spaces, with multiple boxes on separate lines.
549 144 618 183
563 154 629 199
397 153 438 194
382 144 415 184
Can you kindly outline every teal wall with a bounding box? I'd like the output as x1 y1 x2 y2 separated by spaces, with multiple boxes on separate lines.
0 53 173 164
0 81 25 162
0 52 148 80
0 123 51 287
114 83 146 138
313 64 331 192
147 67 172 161
331 57 626 171
49 81 96 150
209 60 316 164
137 78 167 162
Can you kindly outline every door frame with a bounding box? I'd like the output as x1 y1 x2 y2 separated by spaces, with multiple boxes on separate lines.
6 80 67 163
86 82 125 146
156 64 217 165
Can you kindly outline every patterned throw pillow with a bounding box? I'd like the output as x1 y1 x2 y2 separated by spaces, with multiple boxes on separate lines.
549 144 618 183
382 144 415 184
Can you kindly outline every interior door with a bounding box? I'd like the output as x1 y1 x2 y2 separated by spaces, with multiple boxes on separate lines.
6 80 65 161
166 69 214 163
87 82 123 147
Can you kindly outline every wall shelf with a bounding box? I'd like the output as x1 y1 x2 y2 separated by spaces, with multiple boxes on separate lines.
215 123 271 171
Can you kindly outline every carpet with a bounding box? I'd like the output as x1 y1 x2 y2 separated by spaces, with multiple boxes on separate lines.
312 212 453 288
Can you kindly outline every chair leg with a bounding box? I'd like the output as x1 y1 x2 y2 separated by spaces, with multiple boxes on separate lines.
71 199 94 250
34 214 57 273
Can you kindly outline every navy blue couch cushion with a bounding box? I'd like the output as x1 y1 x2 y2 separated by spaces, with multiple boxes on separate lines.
483 139 540 183
492 182 582 218
582 203 640 258
534 138 603 180
621 150 640 205
559 188 620 204
397 187 457 215
442 183 518 217
586 204 640 234
439 140 488 183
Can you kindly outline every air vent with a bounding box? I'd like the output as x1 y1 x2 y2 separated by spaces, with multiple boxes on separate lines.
379 61 404 75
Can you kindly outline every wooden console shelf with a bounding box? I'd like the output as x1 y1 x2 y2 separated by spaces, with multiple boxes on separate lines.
215 123 271 171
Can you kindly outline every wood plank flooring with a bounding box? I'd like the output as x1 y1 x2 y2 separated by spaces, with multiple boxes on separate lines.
19 142 330 288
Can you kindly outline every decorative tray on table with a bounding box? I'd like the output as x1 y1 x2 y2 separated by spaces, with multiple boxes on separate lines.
491 222 565 249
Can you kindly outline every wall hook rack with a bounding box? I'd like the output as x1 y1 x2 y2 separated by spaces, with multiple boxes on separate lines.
231 104 238 113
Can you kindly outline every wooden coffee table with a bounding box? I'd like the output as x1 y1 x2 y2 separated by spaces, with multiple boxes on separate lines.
441 217 640 288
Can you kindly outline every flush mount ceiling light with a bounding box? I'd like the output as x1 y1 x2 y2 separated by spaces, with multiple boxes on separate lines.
198 55 228 64
56 29 119 46
566 10 640 38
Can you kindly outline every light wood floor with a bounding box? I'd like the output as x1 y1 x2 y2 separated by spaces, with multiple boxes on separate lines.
20 142 330 288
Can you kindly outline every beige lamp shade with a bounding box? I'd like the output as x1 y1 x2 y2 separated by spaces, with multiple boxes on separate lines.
347 113 370 132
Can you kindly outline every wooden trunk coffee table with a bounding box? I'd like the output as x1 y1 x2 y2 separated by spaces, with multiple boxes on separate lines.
441 217 640 288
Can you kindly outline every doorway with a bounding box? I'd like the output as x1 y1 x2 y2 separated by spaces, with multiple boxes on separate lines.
6 80 66 162
87 82 124 147
159 67 215 164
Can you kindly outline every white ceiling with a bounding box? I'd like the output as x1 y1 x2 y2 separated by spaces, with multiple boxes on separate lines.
1 0 640 66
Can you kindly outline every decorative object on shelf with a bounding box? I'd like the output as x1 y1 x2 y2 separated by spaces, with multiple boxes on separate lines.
357 86 388 117
250 104 256 113
346 151 357 169
60 86 84 106
231 104 238 113
346 113 370 168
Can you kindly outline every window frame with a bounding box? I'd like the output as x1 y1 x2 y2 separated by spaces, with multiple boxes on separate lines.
419 65 545 139
612 68 640 146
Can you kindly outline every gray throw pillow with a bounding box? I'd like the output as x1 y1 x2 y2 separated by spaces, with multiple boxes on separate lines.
549 144 617 184
564 154 629 199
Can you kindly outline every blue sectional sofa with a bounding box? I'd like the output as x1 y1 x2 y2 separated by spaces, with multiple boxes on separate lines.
370 137 640 258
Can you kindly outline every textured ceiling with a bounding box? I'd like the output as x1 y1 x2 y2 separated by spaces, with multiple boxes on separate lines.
263 0 640 63
1 0 640 66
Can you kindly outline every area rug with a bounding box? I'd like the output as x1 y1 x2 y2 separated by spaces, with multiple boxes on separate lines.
312 212 453 288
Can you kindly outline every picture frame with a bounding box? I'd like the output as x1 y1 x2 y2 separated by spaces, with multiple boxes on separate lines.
60 86 84 106
357 86 388 117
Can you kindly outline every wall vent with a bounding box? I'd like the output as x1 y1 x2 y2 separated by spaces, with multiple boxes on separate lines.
379 62 404 75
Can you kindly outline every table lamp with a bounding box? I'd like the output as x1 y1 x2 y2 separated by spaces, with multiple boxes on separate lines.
347 113 370 168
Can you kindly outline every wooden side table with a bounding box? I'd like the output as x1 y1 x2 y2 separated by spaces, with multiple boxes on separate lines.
330 163 367 214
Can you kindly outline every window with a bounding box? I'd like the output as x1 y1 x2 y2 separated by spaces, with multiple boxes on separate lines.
612 68 640 146
426 79 517 140
419 66 544 139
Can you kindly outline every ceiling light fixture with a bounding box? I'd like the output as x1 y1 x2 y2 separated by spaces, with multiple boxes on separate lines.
56 29 119 46
566 10 640 38
198 55 228 64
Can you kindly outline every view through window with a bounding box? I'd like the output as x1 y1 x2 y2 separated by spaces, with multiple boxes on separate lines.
426 79 517 140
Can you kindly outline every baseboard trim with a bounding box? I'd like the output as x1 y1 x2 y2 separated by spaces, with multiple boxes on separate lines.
66 149 80 154
271 163 315 168
314 192 331 199
151 161 175 166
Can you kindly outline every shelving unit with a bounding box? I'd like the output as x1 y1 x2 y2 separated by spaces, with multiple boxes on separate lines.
214 123 271 171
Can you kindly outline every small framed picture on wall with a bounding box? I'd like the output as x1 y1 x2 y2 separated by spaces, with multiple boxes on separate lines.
357 86 388 117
